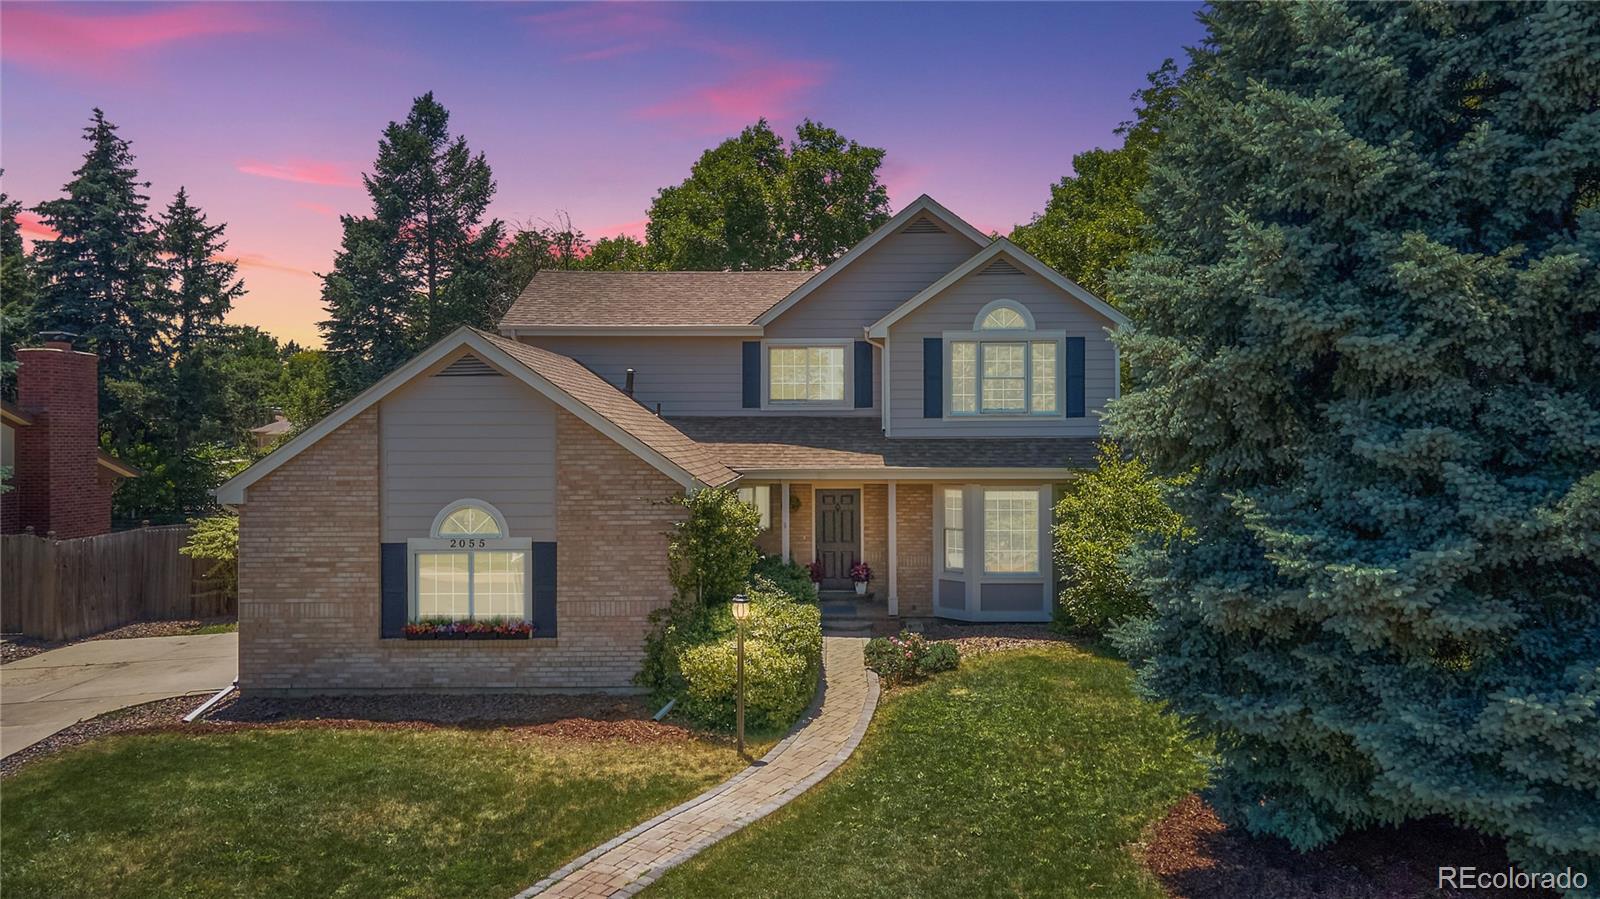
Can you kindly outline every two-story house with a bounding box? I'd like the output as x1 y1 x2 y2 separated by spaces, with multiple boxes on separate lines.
217 196 1129 694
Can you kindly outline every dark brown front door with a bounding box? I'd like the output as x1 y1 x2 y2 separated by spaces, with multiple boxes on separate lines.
815 490 860 590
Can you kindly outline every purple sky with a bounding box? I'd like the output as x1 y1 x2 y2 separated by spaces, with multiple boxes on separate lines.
2 2 1203 345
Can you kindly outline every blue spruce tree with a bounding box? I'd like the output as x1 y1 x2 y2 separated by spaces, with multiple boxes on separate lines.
1111 2 1599 873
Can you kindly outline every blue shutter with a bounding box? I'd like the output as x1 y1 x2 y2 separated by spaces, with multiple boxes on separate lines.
1065 337 1086 418
853 340 873 408
532 542 557 637
380 543 407 638
923 338 943 418
741 342 760 408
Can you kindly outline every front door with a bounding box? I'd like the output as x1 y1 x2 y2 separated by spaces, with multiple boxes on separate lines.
815 490 860 590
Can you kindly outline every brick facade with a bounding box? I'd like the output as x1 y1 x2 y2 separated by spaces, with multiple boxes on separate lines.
861 483 888 593
790 483 815 565
5 343 111 538
237 406 684 694
894 484 933 617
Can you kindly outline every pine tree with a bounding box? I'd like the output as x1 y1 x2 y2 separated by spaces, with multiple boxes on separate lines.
1 178 39 395
319 215 412 399
366 92 504 343
155 187 245 453
31 109 161 383
1110 2 1600 872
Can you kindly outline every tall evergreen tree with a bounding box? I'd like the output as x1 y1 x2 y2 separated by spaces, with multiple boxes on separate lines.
366 92 504 342
1111 2 1600 872
155 187 245 453
1011 60 1181 302
1 177 39 395
319 215 411 399
646 118 890 271
30 109 161 383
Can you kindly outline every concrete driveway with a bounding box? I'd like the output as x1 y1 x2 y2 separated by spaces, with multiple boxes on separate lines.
0 632 236 758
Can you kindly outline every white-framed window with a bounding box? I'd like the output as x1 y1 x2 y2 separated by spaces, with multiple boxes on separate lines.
766 342 847 405
942 488 965 571
409 499 532 621
982 489 1041 574
947 301 1061 417
737 484 773 530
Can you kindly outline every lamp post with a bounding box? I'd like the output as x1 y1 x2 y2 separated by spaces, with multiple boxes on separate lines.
731 593 751 757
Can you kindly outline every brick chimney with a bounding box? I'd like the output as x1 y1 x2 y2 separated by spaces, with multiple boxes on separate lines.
11 335 110 538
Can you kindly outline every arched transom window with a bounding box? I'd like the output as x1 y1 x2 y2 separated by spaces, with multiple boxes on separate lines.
410 500 531 622
948 300 1061 416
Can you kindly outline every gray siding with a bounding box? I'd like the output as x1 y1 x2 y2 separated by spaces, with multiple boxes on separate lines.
379 366 557 542
523 335 880 417
764 224 979 338
888 268 1118 438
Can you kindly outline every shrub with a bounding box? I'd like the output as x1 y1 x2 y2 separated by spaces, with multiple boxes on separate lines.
1053 442 1185 636
639 576 822 731
864 632 960 686
180 512 239 602
751 554 817 602
666 486 762 613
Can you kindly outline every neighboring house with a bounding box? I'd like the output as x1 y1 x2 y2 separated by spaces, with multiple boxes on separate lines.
217 196 1129 694
1 338 140 539
249 413 294 449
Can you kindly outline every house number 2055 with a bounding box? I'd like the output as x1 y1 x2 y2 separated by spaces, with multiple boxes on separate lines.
449 538 487 548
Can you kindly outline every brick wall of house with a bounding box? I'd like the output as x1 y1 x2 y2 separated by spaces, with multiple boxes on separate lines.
895 483 933 616
790 483 815 565
9 343 108 539
862 483 888 593
238 406 685 694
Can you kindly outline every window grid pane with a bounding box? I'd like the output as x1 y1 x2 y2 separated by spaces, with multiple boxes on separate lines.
770 346 844 402
417 552 470 618
439 506 501 537
737 485 773 530
943 488 965 570
981 343 1027 412
983 490 1039 574
770 347 808 401
1031 341 1057 413
950 342 977 413
471 551 526 619
980 307 1027 330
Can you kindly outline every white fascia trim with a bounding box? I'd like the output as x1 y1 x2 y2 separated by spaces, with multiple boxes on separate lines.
216 328 698 504
730 467 1079 482
866 238 1132 338
498 325 765 338
751 195 990 328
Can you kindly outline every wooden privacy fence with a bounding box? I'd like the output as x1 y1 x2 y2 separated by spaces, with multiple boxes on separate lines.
1 525 235 641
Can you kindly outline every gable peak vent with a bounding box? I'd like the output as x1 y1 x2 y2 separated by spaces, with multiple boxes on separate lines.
901 216 946 235
436 354 500 377
979 258 1023 277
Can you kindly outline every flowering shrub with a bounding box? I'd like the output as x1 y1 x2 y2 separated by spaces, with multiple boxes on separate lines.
864 632 960 685
849 561 872 584
403 618 535 639
807 559 826 583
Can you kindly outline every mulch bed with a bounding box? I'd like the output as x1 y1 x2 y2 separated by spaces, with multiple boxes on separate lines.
921 622 1073 658
0 637 62 666
1 691 709 779
1142 794 1554 899
83 617 237 641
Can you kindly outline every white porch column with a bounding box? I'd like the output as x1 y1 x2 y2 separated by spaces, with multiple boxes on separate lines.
887 481 898 616
781 481 791 562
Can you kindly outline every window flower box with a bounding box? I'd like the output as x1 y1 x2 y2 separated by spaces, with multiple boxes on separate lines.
403 619 535 640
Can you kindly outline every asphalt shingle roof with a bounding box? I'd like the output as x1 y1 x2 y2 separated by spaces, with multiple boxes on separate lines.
498 270 819 329
474 330 739 487
666 417 1099 472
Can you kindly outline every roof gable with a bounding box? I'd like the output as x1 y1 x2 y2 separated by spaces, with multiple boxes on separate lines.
499 271 814 334
865 238 1131 338
751 195 990 327
215 328 736 504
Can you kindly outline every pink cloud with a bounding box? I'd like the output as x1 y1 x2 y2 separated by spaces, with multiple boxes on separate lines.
16 211 58 245
1 4 270 78
637 63 829 132
238 159 361 188
222 252 316 279
294 200 339 217
593 218 649 240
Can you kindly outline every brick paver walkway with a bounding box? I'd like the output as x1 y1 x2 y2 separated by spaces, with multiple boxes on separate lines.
514 635 878 899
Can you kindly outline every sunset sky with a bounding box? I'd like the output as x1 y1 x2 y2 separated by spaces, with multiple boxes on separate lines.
2 2 1203 346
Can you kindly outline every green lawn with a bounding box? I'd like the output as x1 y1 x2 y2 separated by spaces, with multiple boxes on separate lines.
1 726 747 899
646 643 1211 899
188 621 239 635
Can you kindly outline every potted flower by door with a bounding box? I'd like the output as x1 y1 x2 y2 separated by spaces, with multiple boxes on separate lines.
850 561 873 596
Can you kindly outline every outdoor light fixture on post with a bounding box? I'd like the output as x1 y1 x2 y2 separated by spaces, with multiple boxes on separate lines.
731 593 751 757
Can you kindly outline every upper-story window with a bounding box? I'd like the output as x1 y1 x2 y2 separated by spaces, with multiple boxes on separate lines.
765 341 849 406
948 300 1060 416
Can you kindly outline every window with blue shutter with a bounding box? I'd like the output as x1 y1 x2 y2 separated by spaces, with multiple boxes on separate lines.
854 341 873 408
741 342 760 408
1065 336 1086 418
923 338 943 418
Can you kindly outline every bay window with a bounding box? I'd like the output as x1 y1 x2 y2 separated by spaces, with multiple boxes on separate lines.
947 300 1061 416
768 344 845 403
982 489 1040 574
737 484 773 530
410 500 532 621
943 488 965 571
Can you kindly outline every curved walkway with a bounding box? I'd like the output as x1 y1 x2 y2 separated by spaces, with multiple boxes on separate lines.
514 635 879 899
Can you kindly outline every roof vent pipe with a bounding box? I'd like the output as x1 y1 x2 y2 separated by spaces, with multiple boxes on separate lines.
625 368 636 397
